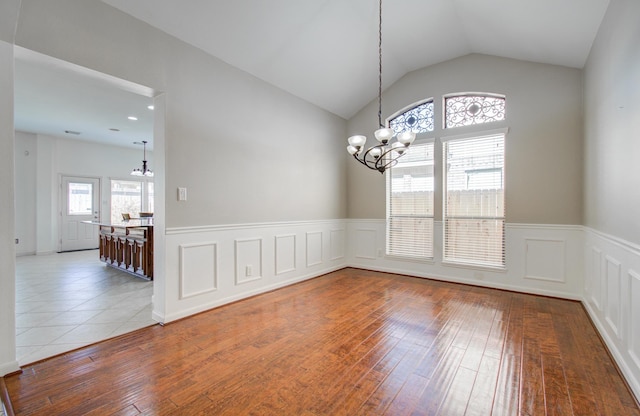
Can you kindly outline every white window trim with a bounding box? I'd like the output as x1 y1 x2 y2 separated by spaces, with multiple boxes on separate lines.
385 137 436 260
440 127 510 143
441 128 507 269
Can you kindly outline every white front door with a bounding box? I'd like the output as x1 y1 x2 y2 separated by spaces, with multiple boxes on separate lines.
60 176 100 252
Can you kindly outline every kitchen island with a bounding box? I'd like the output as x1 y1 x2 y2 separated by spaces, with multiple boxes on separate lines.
84 219 154 280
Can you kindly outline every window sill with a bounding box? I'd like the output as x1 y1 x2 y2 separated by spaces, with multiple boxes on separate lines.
385 254 435 264
441 260 507 273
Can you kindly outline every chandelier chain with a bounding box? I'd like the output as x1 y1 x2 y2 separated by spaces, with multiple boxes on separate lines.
378 0 383 128
345 0 416 174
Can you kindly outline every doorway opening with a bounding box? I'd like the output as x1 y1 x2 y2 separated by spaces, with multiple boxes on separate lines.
13 46 164 365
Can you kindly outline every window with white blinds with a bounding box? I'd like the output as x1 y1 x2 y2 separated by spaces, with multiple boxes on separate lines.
443 133 505 268
386 142 434 259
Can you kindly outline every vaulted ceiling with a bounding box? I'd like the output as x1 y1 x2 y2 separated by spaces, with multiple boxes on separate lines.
15 0 610 146
101 0 610 118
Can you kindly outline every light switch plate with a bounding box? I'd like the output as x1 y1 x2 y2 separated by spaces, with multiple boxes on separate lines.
178 187 187 201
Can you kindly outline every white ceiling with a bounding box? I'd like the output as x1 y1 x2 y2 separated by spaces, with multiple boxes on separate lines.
14 48 155 149
15 0 610 146
101 0 610 119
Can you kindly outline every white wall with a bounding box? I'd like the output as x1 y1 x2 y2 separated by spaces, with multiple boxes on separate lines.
14 132 154 255
582 0 640 401
14 131 37 255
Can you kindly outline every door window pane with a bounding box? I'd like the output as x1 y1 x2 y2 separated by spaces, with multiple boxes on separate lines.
68 182 93 215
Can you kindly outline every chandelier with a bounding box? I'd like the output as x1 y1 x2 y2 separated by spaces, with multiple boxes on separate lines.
346 0 415 174
131 140 154 177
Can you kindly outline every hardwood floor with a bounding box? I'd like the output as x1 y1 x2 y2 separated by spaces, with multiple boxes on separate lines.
4 268 639 415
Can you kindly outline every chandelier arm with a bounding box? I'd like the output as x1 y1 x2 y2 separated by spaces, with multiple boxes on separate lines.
352 153 373 170
377 158 399 172
375 147 402 172
353 143 387 172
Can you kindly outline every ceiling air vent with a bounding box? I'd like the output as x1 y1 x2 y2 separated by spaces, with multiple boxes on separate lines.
64 130 81 135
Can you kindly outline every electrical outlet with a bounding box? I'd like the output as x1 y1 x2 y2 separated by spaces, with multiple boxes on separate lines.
246 265 252 277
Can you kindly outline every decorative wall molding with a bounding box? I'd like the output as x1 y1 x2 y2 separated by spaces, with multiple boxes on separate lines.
347 219 584 300
179 242 217 299
524 238 566 283
162 219 348 324
166 219 348 235
275 234 296 275
629 270 640 370
354 228 378 260
583 227 640 401
604 255 621 338
235 238 263 285
330 228 345 261
306 231 323 267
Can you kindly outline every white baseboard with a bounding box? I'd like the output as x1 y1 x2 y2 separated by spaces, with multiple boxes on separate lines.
0 360 20 377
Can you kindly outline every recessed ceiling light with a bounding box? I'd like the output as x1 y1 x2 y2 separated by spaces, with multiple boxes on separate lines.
128 116 138 121
147 105 154 110
109 128 120 132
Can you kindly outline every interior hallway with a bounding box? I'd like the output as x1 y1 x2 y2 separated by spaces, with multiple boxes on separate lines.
15 250 155 365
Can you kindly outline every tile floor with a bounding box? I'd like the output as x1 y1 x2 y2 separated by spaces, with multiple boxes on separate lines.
15 250 155 365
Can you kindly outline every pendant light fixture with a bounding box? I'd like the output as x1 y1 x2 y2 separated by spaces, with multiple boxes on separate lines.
131 140 154 177
346 0 416 173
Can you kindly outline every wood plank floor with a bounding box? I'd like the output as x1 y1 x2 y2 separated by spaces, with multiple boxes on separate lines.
4 268 640 415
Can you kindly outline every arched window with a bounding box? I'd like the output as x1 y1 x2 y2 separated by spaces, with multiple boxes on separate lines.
386 100 435 259
442 92 506 268
444 93 505 128
389 100 434 134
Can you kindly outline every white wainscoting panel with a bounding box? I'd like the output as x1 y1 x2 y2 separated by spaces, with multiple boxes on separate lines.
330 228 345 261
347 220 583 299
605 255 621 338
179 242 217 299
524 239 565 282
584 227 640 401
306 231 323 267
163 220 346 324
235 238 263 284
275 234 296 275
354 228 378 260
630 270 640 370
588 247 602 310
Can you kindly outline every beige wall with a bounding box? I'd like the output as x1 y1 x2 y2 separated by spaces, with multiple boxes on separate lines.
0 42 18 375
0 0 20 376
347 54 583 225
15 0 348 228
583 0 640 245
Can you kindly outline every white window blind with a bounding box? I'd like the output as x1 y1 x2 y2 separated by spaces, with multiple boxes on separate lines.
387 142 434 258
443 133 505 267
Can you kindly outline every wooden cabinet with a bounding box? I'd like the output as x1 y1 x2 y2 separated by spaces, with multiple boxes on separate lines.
96 221 154 280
